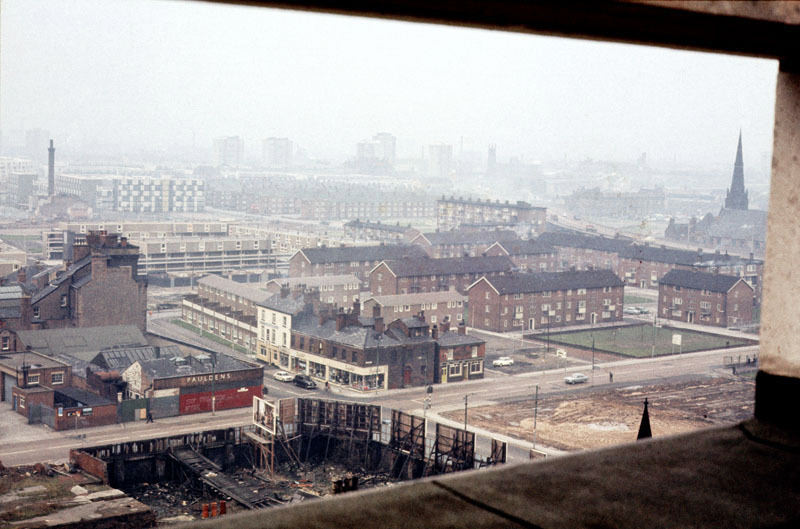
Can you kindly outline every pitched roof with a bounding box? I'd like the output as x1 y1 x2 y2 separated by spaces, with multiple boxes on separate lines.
198 274 272 305
91 345 183 370
133 352 259 380
420 229 518 246
658 269 748 293
257 293 308 315
537 232 632 253
299 244 426 264
366 290 465 307
435 331 484 348
31 256 92 304
494 239 556 256
476 270 624 295
619 245 705 266
16 325 148 360
267 274 361 290
382 255 513 277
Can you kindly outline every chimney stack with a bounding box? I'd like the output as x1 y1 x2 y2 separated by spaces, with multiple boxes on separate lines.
20 364 30 389
431 324 438 339
352 299 360 317
458 321 466 335
374 316 384 334
48 139 55 196
441 317 451 334
336 308 347 331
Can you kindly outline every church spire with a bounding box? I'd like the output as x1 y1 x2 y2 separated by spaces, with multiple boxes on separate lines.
724 130 749 210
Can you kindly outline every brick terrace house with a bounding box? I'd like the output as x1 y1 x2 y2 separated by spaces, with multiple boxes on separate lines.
537 231 631 274
369 255 514 296
408 229 518 258
436 196 547 232
467 270 624 332
265 274 362 308
182 274 271 355
484 239 559 272
658 269 754 327
30 231 147 331
363 289 467 327
288 244 428 286
433 319 485 384
0 351 71 404
289 307 436 391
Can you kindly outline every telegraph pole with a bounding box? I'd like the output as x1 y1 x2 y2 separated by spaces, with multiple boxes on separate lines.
533 384 539 449
464 394 469 430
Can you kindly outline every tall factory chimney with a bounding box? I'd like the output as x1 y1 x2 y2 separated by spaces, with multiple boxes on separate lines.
48 139 55 196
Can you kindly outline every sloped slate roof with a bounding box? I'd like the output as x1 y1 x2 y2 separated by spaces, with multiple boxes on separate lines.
435 331 484 347
421 229 518 246
537 232 632 253
384 255 513 277
619 245 705 266
198 274 272 305
658 269 746 293
92 345 183 370
16 325 148 360
299 244 426 264
496 239 556 256
480 270 624 295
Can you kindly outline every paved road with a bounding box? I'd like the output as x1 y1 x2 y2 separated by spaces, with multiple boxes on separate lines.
0 340 757 467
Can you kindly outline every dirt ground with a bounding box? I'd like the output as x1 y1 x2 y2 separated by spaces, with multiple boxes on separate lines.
445 376 755 452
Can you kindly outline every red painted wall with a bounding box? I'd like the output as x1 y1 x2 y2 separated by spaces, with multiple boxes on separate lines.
179 385 261 414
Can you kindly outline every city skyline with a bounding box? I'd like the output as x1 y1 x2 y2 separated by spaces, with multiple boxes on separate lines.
1 0 779 180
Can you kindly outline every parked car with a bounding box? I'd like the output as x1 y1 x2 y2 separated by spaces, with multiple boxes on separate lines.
273 370 294 382
565 373 589 384
636 306 650 314
492 356 514 367
623 307 640 315
293 374 318 389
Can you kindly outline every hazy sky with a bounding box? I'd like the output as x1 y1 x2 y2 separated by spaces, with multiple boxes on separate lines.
1 0 778 172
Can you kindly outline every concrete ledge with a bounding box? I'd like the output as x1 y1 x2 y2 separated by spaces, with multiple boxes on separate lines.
181 420 800 529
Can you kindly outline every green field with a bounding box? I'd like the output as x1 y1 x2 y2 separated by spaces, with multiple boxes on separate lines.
623 294 654 305
544 324 754 357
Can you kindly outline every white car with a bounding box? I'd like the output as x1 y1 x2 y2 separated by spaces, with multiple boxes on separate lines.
492 356 514 367
565 373 589 385
272 370 294 382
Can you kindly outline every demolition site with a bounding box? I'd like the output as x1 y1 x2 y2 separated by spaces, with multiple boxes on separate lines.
60 397 507 526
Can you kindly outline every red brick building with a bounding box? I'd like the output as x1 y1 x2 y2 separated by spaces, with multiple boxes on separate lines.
467 270 624 332
433 319 485 384
30 231 147 331
121 352 263 415
484 240 558 272
289 308 436 391
363 289 467 326
658 269 754 327
369 255 513 296
288 244 427 285
408 229 518 258
0 351 71 404
266 274 362 308
537 232 629 274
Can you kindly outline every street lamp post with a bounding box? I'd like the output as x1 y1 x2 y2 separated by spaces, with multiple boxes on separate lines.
211 352 216 416
532 384 539 449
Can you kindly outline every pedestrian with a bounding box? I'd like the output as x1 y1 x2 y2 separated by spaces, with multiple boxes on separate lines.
146 411 154 423
609 372 614 383
325 381 330 392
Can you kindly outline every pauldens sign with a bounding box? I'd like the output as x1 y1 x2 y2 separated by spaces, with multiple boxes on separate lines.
183 372 233 385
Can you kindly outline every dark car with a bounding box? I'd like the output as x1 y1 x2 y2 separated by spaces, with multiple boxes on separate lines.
293 374 317 389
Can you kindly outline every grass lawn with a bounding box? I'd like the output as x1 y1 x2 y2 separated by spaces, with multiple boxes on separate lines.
170 318 250 354
623 294 654 305
544 324 754 357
